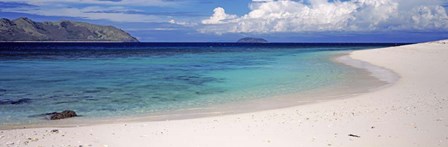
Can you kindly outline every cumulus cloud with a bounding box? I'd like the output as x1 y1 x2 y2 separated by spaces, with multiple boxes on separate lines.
201 7 237 24
199 0 448 34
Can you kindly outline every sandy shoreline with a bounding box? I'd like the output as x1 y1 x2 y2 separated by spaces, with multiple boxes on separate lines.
1 40 448 147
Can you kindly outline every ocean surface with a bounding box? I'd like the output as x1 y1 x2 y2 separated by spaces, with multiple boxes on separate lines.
0 43 402 126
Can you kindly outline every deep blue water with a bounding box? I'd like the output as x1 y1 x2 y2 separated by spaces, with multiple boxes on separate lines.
0 43 403 125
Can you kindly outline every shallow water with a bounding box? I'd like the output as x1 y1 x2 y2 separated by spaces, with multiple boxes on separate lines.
0 43 399 125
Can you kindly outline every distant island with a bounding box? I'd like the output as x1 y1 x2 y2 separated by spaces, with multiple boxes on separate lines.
0 17 138 42
237 37 268 43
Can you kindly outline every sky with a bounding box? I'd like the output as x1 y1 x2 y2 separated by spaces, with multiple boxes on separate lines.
0 0 447 42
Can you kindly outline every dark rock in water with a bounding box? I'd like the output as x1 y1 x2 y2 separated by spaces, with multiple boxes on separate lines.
47 110 78 120
237 37 268 43
0 98 32 105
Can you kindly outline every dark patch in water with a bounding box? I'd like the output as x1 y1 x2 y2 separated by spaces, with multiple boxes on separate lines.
64 94 76 97
0 88 7 96
35 79 67 83
85 98 99 101
189 77 216 85
98 108 117 111
160 98 177 102
150 96 177 102
162 75 218 86
83 89 101 93
53 100 80 104
81 95 94 99
0 78 26 82
0 98 32 105
195 88 226 95
47 95 60 99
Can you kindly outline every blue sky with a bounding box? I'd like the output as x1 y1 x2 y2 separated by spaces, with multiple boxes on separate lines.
0 0 447 42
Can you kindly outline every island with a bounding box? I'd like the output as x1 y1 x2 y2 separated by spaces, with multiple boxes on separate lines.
0 17 138 42
237 37 268 43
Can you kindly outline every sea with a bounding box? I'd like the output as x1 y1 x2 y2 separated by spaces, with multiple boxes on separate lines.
0 42 403 126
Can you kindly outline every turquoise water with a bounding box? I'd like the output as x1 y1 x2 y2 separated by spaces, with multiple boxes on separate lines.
0 44 395 125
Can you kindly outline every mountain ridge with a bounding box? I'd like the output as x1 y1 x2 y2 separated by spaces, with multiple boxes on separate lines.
0 17 138 42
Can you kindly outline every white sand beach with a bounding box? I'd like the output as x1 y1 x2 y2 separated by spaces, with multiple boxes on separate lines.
1 40 448 147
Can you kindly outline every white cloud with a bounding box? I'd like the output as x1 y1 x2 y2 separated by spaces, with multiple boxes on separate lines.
0 0 183 23
2 6 165 22
0 0 177 7
200 0 448 34
169 19 198 27
201 7 237 24
0 0 184 22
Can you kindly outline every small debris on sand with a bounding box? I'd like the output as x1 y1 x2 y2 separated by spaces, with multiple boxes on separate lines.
6 141 15 145
348 134 361 138
27 137 39 143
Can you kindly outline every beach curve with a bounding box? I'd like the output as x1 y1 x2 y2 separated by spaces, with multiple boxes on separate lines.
1 40 448 147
